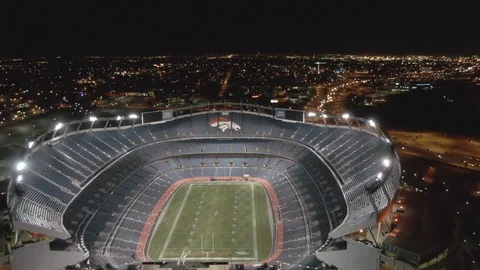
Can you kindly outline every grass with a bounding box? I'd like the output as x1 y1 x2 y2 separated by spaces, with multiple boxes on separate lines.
147 181 272 262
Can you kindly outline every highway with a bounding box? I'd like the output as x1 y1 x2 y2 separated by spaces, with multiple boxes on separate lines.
303 75 480 172
304 75 367 115
390 130 480 172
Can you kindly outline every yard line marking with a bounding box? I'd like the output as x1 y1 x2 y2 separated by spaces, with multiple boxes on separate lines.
159 184 193 259
251 182 259 260
212 233 215 253
214 184 227 256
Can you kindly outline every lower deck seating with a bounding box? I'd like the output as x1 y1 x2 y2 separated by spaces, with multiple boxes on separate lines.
77 146 337 268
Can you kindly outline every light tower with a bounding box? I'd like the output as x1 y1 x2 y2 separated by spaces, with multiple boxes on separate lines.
314 61 327 74
315 61 321 74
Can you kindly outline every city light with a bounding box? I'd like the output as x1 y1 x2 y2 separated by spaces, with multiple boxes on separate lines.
54 123 63 130
16 161 26 171
383 159 391 167
3 53 473 265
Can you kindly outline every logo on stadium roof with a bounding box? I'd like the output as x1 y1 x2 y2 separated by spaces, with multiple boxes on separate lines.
209 117 241 132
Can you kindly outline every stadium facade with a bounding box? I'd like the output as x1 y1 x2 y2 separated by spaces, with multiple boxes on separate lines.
7 103 401 270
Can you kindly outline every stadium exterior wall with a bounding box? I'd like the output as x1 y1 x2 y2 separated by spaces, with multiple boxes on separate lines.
316 237 380 270
11 240 89 270
12 219 70 240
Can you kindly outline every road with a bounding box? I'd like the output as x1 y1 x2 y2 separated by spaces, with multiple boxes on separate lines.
218 69 232 98
390 130 480 172
303 75 368 116
302 75 480 172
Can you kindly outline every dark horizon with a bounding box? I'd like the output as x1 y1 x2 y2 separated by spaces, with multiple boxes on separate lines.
1 2 479 57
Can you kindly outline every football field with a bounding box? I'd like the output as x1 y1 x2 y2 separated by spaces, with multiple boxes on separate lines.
147 181 273 262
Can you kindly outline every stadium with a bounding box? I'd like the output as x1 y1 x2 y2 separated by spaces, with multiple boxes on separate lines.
7 103 401 270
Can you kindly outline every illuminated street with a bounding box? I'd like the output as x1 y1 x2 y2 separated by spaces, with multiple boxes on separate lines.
391 130 480 172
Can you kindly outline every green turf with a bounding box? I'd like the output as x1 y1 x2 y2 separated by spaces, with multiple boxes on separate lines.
147 182 273 262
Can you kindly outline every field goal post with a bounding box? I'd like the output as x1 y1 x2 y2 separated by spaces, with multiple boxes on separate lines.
201 233 215 255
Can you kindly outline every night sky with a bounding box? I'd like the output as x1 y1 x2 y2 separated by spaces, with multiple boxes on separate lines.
1 2 479 56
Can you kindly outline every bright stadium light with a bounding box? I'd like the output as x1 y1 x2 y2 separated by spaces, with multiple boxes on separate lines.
307 112 316 117
322 114 328 118
383 159 391 167
128 114 138 119
17 175 23 183
54 123 63 131
27 141 34 149
116 116 123 121
377 172 383 179
89 116 97 122
368 119 376 127
16 161 26 171
342 113 350 119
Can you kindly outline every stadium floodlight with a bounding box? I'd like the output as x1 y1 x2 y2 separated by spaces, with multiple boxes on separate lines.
321 114 328 118
17 175 23 183
128 114 138 119
383 158 391 167
54 123 63 131
89 116 97 122
16 161 26 171
307 112 316 117
116 116 123 121
27 141 35 149
377 172 383 179
368 119 376 127
342 113 350 119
